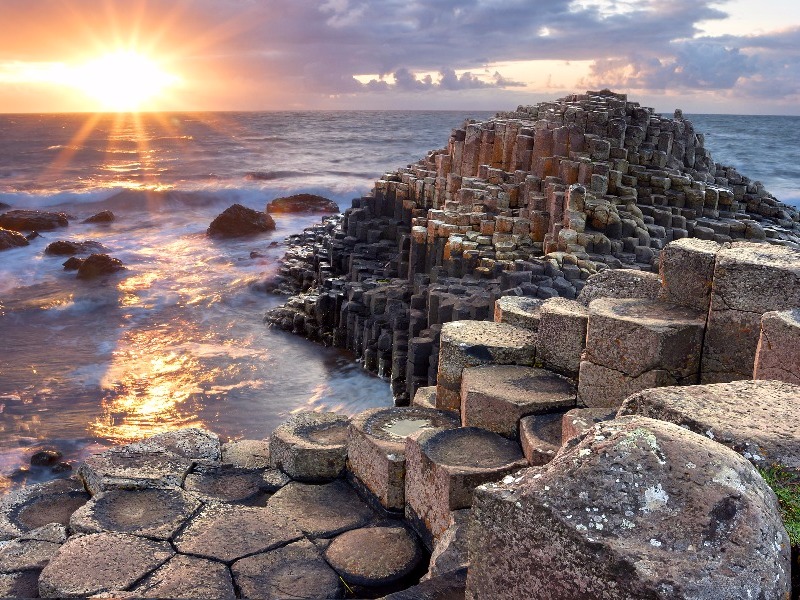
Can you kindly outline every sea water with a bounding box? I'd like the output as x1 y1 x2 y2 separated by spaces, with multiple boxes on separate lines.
0 110 797 490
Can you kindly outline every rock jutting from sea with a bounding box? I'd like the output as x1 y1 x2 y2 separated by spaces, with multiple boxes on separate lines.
265 89 799 404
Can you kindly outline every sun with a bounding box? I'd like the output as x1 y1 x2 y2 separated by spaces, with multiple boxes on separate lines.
72 51 180 112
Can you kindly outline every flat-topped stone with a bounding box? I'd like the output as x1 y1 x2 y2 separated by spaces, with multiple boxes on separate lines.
39 533 174 598
702 242 800 383
221 439 270 469
535 298 588 378
460 365 576 438
77 447 194 496
577 268 661 306
405 427 527 547
232 539 342 600
618 379 800 472
412 386 437 409
466 416 791 599
519 412 566 465
348 406 460 511
267 480 374 538
0 479 89 540
69 488 200 540
324 526 422 588
173 504 302 563
270 411 350 481
129 554 236 599
754 309 800 384
437 320 536 411
493 296 544 331
128 428 221 462
658 238 721 312
184 466 269 504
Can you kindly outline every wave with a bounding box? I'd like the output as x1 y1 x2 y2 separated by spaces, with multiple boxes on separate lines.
244 170 305 181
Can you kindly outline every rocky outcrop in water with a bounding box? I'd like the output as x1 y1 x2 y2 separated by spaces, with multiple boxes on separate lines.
82 210 115 224
0 210 69 232
75 254 125 279
207 203 275 237
266 193 339 214
0 228 29 251
44 240 105 256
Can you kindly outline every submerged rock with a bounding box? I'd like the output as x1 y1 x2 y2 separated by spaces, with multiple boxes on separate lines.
266 193 339 214
62 257 84 271
76 253 125 279
0 209 68 232
208 203 275 237
44 240 105 256
83 210 115 224
0 227 29 250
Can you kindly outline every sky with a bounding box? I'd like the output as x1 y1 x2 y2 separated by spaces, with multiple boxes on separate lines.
0 0 799 114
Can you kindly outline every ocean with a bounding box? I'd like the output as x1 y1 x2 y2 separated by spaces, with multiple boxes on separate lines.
0 110 797 490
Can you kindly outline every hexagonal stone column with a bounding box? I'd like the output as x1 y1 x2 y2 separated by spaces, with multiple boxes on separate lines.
577 269 661 306
579 297 706 407
466 416 791 599
0 479 89 540
437 321 536 411
519 412 566 465
412 386 437 409
405 427 527 547
493 296 544 331
702 243 800 383
658 238 721 312
348 407 460 511
535 298 588 378
754 309 800 384
618 379 800 473
269 412 350 481
130 555 236 599
460 365 575 438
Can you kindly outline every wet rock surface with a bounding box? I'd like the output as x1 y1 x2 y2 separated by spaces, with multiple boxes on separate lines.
82 210 115 224
44 240 105 256
75 253 125 279
0 228 29 251
0 210 68 232
207 203 275 237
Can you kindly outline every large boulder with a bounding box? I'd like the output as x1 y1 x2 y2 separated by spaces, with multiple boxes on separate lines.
266 193 339 214
207 203 275 237
466 415 791 599
76 253 125 279
0 227 29 251
82 210 115 224
0 209 68 232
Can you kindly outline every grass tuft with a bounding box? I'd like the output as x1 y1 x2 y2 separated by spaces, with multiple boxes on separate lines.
758 464 800 546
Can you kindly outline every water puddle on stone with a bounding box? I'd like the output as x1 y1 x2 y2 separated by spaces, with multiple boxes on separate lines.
382 418 432 438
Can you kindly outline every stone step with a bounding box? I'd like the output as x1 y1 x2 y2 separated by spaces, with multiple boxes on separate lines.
269 411 350 482
535 297 588 378
436 321 537 412
404 426 527 549
493 296 544 331
579 297 706 407
348 407 460 511
460 365 576 438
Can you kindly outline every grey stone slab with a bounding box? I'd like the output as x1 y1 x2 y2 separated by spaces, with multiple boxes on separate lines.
221 439 270 470
184 467 268 504
0 539 61 572
324 526 422 587
460 365 575 438
233 539 342 600
466 416 790 599
0 479 89 540
270 412 350 482
69 488 200 540
348 407 460 511
173 504 302 563
38 533 174 598
129 554 236 599
618 379 800 472
77 448 194 496
267 480 373 538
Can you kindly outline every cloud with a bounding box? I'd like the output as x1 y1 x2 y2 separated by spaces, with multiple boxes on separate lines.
0 0 798 110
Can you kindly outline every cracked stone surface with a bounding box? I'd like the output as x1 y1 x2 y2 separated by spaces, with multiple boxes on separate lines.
267 480 373 538
232 539 342 600
173 503 302 563
0 479 89 540
221 439 270 470
466 416 791 599
69 488 200 540
618 379 800 472
38 532 174 598
77 448 195 496
129 554 236 599
577 360 684 409
183 467 268 504
324 526 422 587
754 308 800 384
